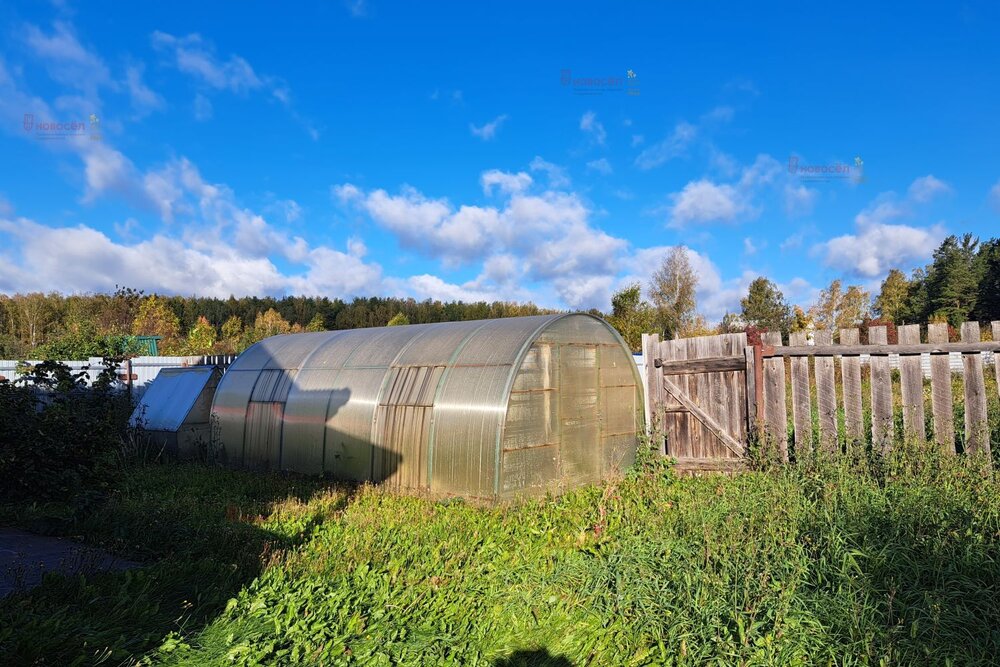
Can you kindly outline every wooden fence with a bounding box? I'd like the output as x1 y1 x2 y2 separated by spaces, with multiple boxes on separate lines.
643 321 1000 470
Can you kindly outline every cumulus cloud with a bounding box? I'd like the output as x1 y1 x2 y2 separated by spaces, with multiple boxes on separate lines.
481 169 532 196
818 222 945 278
334 170 628 308
470 114 508 140
907 175 951 203
665 155 784 227
580 111 607 145
668 180 750 226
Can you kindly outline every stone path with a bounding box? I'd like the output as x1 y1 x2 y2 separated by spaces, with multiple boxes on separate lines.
0 528 140 597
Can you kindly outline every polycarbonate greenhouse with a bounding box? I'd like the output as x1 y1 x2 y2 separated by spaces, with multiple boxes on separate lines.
211 314 643 500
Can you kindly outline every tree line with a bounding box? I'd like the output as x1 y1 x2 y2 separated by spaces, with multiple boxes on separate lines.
0 288 555 359
608 234 1000 350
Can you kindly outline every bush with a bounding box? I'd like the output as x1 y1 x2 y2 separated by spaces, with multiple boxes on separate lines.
0 360 132 505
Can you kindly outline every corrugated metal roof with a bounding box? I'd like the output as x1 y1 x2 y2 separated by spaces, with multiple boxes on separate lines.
130 366 219 431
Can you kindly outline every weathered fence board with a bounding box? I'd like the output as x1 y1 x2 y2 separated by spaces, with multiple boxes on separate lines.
961 322 989 455
995 321 1000 405
869 326 893 453
642 320 997 472
839 328 864 446
927 323 955 451
789 331 812 455
813 330 837 453
762 331 788 460
897 324 925 443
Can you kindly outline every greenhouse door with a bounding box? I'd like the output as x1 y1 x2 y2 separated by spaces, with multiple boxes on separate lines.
558 344 601 486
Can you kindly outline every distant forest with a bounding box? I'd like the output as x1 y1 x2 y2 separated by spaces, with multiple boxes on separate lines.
0 290 561 359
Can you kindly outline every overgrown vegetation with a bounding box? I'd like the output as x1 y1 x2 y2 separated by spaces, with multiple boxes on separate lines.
3 439 1000 665
0 360 132 508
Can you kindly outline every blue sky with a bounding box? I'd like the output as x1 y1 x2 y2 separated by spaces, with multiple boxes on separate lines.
1 1 999 320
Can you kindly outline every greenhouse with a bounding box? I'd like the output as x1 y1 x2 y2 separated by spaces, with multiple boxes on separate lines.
210 314 643 500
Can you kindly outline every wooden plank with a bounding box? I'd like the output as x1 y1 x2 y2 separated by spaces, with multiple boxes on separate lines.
662 376 743 456
897 324 925 443
761 342 1000 357
653 355 746 374
642 334 664 453
744 345 757 433
994 322 1000 408
762 331 787 460
927 323 955 452
789 331 812 457
961 322 990 456
839 328 863 445
813 330 838 454
869 326 893 453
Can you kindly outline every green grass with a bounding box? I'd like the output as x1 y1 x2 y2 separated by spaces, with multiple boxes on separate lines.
3 445 1000 665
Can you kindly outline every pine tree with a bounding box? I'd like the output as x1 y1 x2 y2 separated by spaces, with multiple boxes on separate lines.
927 234 980 326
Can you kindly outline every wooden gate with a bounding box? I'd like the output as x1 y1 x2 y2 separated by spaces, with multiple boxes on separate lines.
642 332 748 472
642 322 1000 472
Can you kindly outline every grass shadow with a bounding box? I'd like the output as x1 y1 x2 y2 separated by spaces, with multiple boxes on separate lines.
0 462 360 665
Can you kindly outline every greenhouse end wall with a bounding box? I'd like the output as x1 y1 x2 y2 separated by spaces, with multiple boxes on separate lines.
210 314 643 500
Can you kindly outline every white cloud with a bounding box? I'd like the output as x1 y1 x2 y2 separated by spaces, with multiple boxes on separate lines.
907 175 951 203
470 114 508 140
784 184 818 217
335 172 628 308
23 21 112 99
151 31 262 93
817 222 945 278
991 179 1000 212
529 156 570 189
580 111 606 145
586 158 613 175
854 197 906 227
743 237 758 255
634 122 697 169
668 180 750 226
125 64 164 117
481 169 532 196
151 30 315 135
